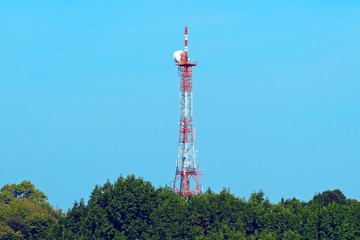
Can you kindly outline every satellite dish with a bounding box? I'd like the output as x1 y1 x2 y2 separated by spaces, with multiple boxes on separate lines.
173 50 184 63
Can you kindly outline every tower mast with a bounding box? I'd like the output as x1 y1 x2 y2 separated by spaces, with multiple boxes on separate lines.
173 27 202 196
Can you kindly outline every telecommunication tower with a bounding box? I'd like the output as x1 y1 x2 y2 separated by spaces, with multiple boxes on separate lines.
172 27 202 196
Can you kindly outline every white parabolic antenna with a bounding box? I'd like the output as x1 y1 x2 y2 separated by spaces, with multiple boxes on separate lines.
173 50 184 63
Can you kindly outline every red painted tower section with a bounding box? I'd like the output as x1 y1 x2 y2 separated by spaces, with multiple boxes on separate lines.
173 27 202 196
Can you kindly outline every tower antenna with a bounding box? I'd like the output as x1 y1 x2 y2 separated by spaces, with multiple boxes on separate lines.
172 27 202 196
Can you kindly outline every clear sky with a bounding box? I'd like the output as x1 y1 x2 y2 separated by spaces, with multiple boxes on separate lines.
1 1 360 210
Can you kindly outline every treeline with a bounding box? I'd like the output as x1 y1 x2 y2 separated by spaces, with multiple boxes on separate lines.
1 176 360 239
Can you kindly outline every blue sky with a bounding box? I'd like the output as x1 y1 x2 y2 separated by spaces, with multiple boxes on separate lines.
1 1 360 210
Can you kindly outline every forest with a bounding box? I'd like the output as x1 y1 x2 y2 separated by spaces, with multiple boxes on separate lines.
1 175 360 239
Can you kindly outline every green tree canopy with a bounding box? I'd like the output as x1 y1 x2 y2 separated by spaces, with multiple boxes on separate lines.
0 180 47 205
4 176 360 239
312 189 347 206
0 180 59 240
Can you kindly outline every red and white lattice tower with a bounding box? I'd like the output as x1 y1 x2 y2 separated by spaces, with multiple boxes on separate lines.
172 27 202 196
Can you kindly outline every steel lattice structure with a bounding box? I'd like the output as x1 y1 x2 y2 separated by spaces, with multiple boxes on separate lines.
173 27 202 196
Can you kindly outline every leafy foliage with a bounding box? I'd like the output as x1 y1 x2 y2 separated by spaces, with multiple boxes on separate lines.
3 177 360 239
0 181 47 205
49 175 360 239
312 189 348 206
0 181 59 240
0 224 24 240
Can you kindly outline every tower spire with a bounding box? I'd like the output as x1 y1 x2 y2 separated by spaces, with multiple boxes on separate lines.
185 27 188 58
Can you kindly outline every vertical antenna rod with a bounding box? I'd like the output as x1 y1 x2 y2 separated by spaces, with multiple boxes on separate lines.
185 27 188 58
